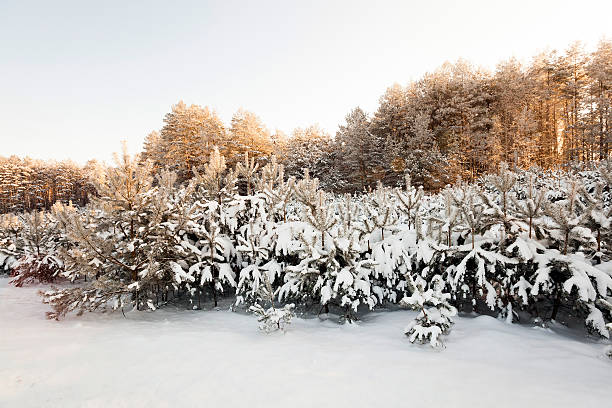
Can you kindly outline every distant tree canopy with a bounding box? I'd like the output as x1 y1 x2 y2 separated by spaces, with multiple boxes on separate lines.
141 41 612 193
0 157 100 213
2 39 612 212
141 101 227 182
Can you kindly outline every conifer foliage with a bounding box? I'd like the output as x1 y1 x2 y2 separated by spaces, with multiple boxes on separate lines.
2 146 611 346
401 275 457 348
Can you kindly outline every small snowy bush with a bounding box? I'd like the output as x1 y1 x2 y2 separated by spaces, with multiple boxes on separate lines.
250 303 295 333
249 273 295 333
401 275 457 348
10 255 62 287
26 153 611 342
8 211 63 286
0 213 22 274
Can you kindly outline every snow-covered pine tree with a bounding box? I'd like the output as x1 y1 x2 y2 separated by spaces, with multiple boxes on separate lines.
544 179 594 255
532 250 612 332
401 274 457 348
395 174 423 230
294 169 319 212
10 210 63 286
0 213 22 274
249 273 295 333
512 174 547 240
582 163 612 261
329 196 377 320
279 189 338 311
450 183 486 249
479 162 519 247
258 156 296 223
427 186 461 247
190 147 238 225
182 213 236 307
235 217 278 306
582 182 610 262
185 147 239 306
41 146 177 318
444 183 518 315
236 150 259 196
357 182 397 251
147 170 201 308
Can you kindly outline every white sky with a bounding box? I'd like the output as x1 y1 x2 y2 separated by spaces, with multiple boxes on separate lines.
1 0 611 164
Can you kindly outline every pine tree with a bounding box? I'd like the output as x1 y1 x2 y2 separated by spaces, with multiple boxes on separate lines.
586 40 612 160
258 156 295 223
427 187 462 247
450 184 486 250
41 145 177 318
335 107 380 191
401 113 449 189
249 273 295 333
401 275 457 348
236 151 259 196
9 211 62 286
544 179 594 255
227 108 273 167
358 182 397 245
157 101 227 182
395 175 424 230
512 173 547 240
185 147 239 306
480 162 519 246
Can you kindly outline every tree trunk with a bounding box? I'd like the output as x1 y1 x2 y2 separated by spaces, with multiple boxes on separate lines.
551 285 561 321
471 228 474 249
212 282 218 307
529 215 532 239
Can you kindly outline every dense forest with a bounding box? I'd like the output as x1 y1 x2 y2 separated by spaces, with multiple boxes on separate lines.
1 40 611 214
140 40 612 190
0 157 100 214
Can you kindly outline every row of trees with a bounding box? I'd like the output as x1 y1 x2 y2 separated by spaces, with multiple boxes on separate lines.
3 147 611 345
0 157 102 214
141 104 284 182
141 40 612 193
2 40 611 211
372 40 612 186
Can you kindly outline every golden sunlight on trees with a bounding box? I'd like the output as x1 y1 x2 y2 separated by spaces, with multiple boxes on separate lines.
2 39 612 213
135 40 612 195
227 108 273 167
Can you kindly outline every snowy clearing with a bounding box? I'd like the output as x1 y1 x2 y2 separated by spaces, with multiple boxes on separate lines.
1 278 611 408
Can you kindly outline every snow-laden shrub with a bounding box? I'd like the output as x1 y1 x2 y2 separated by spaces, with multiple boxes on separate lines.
33 154 612 340
401 275 457 348
249 273 294 333
0 213 22 274
0 239 20 275
250 303 295 333
10 255 62 287
8 211 64 286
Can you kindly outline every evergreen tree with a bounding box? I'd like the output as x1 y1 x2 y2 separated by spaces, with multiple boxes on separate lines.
41 146 180 318
335 107 380 191
227 108 273 167
401 275 457 348
249 273 295 333
158 101 227 181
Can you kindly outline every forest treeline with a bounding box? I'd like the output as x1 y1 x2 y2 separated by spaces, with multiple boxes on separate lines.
0 157 101 214
141 40 612 190
2 40 611 212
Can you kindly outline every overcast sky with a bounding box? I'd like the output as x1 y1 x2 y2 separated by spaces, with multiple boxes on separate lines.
2 0 612 164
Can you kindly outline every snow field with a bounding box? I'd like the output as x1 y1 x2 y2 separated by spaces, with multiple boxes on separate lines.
1 278 611 408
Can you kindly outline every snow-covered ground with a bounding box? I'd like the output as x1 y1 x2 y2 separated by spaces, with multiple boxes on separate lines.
1 278 611 408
